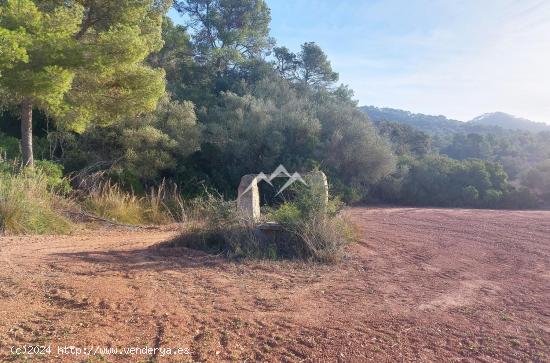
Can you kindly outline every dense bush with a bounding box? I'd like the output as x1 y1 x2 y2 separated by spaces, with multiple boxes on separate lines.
167 75 395 200
60 95 201 189
521 160 550 205
375 121 431 157
0 132 20 159
34 160 72 194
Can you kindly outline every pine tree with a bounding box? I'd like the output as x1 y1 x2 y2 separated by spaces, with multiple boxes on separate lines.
0 0 168 166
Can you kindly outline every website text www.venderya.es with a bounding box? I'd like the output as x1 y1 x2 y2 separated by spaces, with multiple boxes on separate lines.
10 344 192 358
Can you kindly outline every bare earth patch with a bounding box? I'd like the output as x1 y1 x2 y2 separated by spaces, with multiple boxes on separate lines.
0 207 549 362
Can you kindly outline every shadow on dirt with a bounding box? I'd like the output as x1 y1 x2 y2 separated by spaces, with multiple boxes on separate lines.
50 241 228 273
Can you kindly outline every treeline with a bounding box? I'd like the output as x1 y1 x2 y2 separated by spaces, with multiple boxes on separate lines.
371 120 550 208
374 155 538 209
1 0 548 210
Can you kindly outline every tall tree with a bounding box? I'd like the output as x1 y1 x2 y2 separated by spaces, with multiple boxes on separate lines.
298 42 338 87
147 17 193 90
0 0 168 166
174 0 273 71
272 42 338 88
273 46 297 80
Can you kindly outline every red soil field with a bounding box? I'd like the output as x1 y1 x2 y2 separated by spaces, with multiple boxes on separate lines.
1 207 549 362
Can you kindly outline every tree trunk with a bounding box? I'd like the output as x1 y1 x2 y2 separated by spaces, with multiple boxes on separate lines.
20 99 34 167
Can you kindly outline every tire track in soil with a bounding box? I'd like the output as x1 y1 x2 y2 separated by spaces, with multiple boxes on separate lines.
0 208 549 362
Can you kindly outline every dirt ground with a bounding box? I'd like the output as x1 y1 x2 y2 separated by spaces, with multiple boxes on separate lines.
0 207 549 362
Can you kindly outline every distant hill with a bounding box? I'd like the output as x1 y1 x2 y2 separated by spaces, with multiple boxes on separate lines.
360 106 463 134
361 106 550 134
469 112 550 132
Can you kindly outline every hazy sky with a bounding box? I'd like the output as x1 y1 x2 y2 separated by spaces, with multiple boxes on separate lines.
170 0 550 122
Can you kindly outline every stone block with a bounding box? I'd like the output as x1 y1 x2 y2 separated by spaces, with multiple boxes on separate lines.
237 174 261 221
308 170 329 206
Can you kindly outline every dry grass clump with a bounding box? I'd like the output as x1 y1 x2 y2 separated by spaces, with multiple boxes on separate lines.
169 192 263 257
288 214 354 263
266 175 354 263
0 170 72 234
83 180 184 225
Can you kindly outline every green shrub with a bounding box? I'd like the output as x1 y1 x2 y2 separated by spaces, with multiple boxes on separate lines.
267 174 351 262
0 168 72 234
268 203 301 225
283 174 344 219
0 133 20 159
34 160 72 194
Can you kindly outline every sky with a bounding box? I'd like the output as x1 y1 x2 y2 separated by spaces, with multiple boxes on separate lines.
169 0 550 123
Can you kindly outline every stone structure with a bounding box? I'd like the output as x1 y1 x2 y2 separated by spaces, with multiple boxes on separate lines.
307 170 329 206
237 170 328 222
237 174 261 221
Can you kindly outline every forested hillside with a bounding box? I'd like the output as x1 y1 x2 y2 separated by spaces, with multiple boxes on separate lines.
1 0 548 213
362 106 550 133
364 107 550 207
362 105 465 134
470 112 550 132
